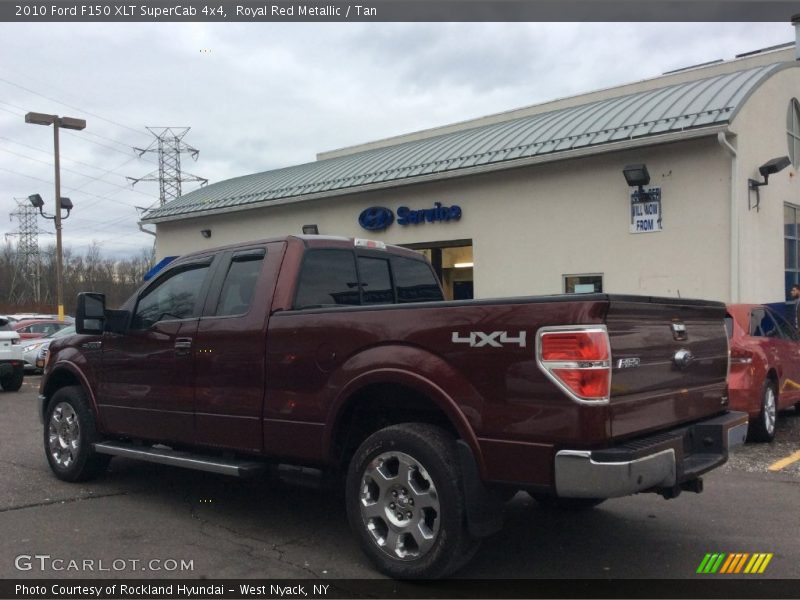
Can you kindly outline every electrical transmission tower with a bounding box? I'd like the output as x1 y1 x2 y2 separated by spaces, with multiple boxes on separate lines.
127 127 208 206
6 199 42 304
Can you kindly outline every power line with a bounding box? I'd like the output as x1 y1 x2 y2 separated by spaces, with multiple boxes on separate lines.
0 75 150 138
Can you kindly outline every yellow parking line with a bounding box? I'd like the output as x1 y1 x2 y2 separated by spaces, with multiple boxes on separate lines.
768 450 800 472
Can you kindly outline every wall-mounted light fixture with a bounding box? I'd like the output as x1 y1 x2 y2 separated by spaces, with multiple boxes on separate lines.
453 262 474 269
200 229 212 239
748 155 791 211
623 163 651 200
302 224 319 235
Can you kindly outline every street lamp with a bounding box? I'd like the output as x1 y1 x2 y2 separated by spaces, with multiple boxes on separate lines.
25 112 86 322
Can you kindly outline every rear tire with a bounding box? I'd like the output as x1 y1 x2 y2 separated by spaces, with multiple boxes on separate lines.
345 423 479 579
0 365 24 391
529 492 606 510
43 386 110 482
748 380 777 443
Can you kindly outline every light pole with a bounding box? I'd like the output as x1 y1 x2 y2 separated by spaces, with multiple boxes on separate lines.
25 112 86 322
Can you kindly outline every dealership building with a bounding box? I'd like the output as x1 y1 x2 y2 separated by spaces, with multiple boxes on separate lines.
142 43 800 303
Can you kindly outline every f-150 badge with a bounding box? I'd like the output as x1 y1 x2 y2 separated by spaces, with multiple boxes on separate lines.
452 331 527 348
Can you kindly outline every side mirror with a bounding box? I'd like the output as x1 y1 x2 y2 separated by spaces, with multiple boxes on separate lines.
76 292 106 334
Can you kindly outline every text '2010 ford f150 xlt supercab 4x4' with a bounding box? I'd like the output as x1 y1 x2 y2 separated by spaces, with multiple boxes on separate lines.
39 235 747 578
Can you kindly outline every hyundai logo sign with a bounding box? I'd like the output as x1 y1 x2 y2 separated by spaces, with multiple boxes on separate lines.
359 202 462 231
358 206 394 231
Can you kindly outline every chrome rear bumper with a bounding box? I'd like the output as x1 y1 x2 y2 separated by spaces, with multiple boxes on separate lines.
554 411 749 499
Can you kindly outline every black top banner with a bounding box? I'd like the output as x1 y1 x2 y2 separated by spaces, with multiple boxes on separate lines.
2 0 800 22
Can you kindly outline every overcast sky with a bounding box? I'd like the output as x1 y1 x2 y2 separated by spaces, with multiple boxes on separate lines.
0 21 793 258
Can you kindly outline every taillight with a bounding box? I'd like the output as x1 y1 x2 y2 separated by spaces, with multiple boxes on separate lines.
537 326 611 403
729 347 753 365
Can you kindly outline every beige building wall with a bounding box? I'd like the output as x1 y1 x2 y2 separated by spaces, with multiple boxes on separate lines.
156 136 733 301
729 67 800 304
152 57 800 305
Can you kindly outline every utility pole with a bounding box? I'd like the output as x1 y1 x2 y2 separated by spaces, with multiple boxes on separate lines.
127 127 207 206
7 199 42 304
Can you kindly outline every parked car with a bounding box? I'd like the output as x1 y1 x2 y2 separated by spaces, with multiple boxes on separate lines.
726 303 800 442
40 235 747 579
21 325 76 372
0 317 24 391
14 319 70 340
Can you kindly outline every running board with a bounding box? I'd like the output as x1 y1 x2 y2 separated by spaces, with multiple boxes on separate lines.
93 442 267 478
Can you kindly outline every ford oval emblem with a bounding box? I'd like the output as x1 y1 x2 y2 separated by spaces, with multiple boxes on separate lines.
359 206 394 231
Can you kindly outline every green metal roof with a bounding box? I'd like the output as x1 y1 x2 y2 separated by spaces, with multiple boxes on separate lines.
143 62 792 223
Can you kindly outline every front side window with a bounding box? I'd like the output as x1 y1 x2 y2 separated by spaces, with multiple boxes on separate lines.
132 264 210 329
294 250 360 309
772 310 798 341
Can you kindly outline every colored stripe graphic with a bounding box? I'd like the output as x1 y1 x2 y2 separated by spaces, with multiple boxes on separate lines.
699 553 773 575
701 553 726 574
758 554 773 573
719 554 736 574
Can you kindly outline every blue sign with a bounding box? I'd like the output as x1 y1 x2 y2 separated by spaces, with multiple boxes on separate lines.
397 202 461 226
358 202 462 231
358 206 394 231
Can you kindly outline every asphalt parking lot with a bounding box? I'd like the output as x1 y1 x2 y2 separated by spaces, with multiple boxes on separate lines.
1 376 799 581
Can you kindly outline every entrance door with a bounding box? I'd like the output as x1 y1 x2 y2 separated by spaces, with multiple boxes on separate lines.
404 240 473 300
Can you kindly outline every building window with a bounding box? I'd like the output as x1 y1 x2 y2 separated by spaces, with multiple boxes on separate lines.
785 204 800 299
563 274 603 294
788 99 800 168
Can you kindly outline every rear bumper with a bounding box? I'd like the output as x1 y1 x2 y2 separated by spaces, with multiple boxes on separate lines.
554 411 748 498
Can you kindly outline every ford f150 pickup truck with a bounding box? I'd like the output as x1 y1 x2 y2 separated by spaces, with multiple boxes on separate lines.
39 235 748 578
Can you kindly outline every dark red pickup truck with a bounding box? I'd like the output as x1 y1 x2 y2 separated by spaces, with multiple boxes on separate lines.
39 235 747 578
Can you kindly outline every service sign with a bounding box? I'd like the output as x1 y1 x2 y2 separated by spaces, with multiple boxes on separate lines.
630 188 662 234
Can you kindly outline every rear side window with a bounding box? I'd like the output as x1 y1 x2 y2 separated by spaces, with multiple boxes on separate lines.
391 257 444 303
216 250 266 316
0 318 10 331
133 264 210 329
750 309 779 338
724 315 733 338
358 257 393 305
295 250 360 309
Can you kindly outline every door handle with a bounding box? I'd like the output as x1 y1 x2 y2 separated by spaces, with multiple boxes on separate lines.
174 338 193 355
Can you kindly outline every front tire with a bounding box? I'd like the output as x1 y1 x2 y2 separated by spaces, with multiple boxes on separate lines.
748 380 777 443
345 423 479 579
0 365 24 391
44 386 110 482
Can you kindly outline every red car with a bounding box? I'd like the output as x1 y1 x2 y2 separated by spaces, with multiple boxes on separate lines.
13 319 69 340
726 304 800 442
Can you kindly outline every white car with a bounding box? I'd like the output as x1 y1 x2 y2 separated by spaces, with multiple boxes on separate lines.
0 317 24 391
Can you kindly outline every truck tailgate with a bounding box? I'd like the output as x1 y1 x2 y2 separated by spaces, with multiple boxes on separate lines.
605 297 729 440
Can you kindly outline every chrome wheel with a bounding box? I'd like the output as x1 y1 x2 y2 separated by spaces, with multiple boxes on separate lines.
359 451 440 561
48 402 81 469
764 385 776 435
